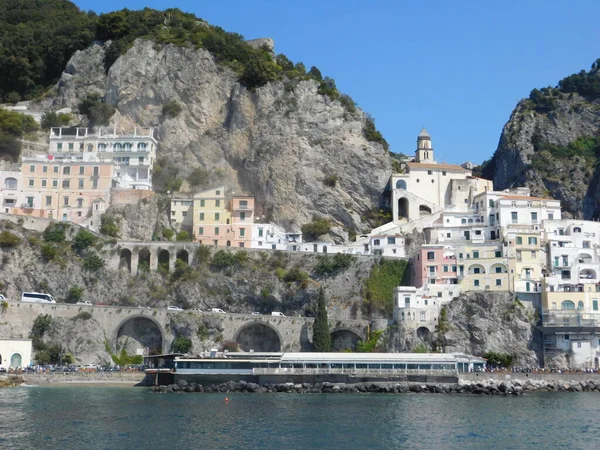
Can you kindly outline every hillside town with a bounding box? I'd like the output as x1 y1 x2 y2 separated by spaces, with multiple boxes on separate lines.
1 124 600 369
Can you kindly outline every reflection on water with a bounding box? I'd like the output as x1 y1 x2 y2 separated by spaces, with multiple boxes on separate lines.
0 387 599 449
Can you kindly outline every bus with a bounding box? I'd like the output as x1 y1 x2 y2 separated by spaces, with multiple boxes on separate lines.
21 292 56 304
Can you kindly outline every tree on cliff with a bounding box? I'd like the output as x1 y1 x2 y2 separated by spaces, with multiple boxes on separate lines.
312 287 331 352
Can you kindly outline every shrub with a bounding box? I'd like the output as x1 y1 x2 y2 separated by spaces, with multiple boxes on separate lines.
72 311 92 321
78 94 115 126
314 253 355 276
83 252 104 271
234 250 249 266
283 266 309 282
187 167 210 188
66 285 84 303
40 243 57 261
323 174 338 188
73 229 98 252
363 115 389 151
195 246 212 265
171 258 192 282
356 329 384 353
99 215 119 238
0 230 21 248
482 352 514 369
176 231 190 241
41 111 71 129
162 100 182 118
211 250 235 269
162 228 174 240
43 223 67 243
171 335 192 353
301 218 331 241
0 131 21 161
364 259 408 315
275 267 287 281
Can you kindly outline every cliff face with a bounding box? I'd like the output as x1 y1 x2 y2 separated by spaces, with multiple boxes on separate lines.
50 40 391 234
441 292 539 365
488 85 600 218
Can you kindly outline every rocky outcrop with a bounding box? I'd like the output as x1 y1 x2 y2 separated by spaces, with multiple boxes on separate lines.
488 89 600 219
441 291 539 365
48 39 392 233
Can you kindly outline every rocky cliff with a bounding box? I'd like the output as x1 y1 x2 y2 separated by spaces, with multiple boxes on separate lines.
485 61 600 218
441 291 539 365
46 39 391 236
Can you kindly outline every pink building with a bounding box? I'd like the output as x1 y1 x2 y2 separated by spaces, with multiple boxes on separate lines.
413 245 459 288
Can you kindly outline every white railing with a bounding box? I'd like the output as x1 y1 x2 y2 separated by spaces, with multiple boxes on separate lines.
252 368 457 376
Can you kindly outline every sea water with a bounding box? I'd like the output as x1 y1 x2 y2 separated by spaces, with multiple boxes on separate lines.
0 386 598 449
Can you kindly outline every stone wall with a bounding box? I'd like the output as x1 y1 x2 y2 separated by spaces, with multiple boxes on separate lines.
110 189 156 205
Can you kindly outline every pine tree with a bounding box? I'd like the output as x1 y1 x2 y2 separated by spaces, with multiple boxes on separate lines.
312 287 331 352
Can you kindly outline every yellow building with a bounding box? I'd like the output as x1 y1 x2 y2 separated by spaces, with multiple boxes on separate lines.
169 197 193 232
506 229 544 293
193 186 232 246
455 242 509 292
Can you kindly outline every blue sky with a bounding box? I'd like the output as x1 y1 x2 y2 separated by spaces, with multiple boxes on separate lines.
73 0 600 164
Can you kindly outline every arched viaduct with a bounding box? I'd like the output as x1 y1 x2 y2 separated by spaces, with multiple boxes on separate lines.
0 302 376 360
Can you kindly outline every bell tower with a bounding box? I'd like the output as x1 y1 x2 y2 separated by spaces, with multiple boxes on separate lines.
415 128 434 163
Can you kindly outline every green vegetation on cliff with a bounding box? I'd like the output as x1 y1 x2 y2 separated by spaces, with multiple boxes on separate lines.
364 259 408 316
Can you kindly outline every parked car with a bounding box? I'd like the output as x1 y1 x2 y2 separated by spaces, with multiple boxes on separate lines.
251 312 260 316
0 294 7 301
166 306 183 311
271 312 285 317
211 308 226 314
138 305 151 309
190 308 202 313
76 301 93 306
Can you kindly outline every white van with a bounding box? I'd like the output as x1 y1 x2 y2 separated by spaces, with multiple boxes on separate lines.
21 292 56 304
211 308 226 314
271 311 285 317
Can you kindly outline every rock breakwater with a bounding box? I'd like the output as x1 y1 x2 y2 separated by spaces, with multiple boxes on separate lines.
152 378 600 395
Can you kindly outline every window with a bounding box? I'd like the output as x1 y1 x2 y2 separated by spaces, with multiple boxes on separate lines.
583 241 591 249
78 179 84 188
45 196 52 206
216 190 221 195
29 165 35 172
474 279 480 287
531 212 538 223
215 213 220 221
198 227 204 235
77 198 83 208
561 300 575 310
92 180 98 189
53 166 59 173
200 200 205 207
62 180 70 189
452 265 457 272
26 197 34 207
240 228 245 237
28 179 34 187
373 239 380 246
495 251 501 257
427 170 432 175
41 179 47 187
516 236 522 245
461 219 467 224
139 156 144 164
214 227 219 235
63 166 70 175
93 166 99 176
473 267 481 274
427 251 435 260
182 211 187 217
496 279 501 286
420 311 426 321
495 266 502 273
63 196 69 206
215 199 220 207
428 266 436 273
531 251 536 258
52 180 58 188
489 199 494 208
443 265 449 272
593 300 598 311
404 297 410 307
528 237 537 245
473 251 479 259
68 143 73 150
239 242 245 248
511 212 518 223
446 233 451 238
87 144 93 152
548 213 554 220
573 227 581 233
577 342 582 349
240 212 246 221
459 253 463 259
79 166 85 175
200 213 205 221
98 143 106 151
387 237 395 244
57 143 62 150
442 171 446 176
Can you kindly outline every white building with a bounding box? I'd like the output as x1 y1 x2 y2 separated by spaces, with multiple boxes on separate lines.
169 198 194 232
393 284 459 334
0 339 32 370
251 223 303 251
49 127 157 190
0 170 22 214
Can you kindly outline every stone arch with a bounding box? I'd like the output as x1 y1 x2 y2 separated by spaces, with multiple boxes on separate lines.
398 197 409 220
419 205 432 216
581 269 596 280
119 248 132 272
176 249 189 265
233 321 283 352
330 329 362 351
138 248 151 273
490 263 507 274
113 315 165 356
469 263 485 274
158 249 170 272
416 326 432 341
396 179 407 190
